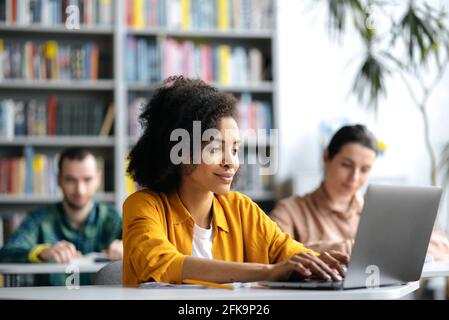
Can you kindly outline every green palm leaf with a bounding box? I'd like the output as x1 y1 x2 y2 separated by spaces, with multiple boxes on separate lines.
352 52 390 111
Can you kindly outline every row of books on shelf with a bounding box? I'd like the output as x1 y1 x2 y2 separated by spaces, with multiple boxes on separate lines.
0 39 100 81
126 0 273 31
0 156 270 198
0 147 105 195
0 0 273 31
0 97 114 138
127 93 272 140
0 148 58 195
126 36 161 83
0 0 113 26
123 164 271 199
128 97 147 138
126 36 266 84
0 36 266 84
231 163 272 194
1 95 271 140
236 93 271 137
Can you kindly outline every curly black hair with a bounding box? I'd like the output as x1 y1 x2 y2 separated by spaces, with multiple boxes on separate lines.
127 76 238 194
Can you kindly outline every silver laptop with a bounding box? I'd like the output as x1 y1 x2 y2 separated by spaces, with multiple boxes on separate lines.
261 184 443 290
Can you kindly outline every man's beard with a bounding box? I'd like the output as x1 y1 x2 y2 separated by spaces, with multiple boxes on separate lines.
65 197 87 211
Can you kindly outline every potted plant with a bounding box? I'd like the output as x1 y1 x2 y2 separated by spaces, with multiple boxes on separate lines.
317 0 449 187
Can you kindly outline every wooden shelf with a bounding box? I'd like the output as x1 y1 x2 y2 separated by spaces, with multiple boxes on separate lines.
127 28 273 39
0 136 115 147
0 26 271 39
0 193 116 204
0 79 115 91
127 136 274 149
127 81 274 93
0 23 113 35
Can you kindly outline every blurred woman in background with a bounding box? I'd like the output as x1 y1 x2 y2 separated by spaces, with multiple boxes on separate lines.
271 124 449 260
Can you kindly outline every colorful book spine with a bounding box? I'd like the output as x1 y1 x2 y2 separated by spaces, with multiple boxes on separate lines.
236 93 272 135
0 151 105 195
0 97 112 138
180 0 190 30
0 0 113 25
0 38 101 81
124 0 273 30
128 96 147 139
127 94 272 145
125 36 266 85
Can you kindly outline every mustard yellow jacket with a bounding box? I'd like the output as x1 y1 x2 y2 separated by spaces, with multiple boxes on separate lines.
122 190 315 285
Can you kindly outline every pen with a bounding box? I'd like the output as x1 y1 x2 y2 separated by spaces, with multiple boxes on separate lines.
183 279 235 290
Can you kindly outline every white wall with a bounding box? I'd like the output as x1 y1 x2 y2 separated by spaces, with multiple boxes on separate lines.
275 0 449 230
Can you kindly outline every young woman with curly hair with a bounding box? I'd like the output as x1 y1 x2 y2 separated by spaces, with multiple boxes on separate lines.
123 76 348 285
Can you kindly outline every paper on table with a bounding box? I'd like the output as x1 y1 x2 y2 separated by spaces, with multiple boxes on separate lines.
139 281 256 289
140 282 206 289
71 252 111 264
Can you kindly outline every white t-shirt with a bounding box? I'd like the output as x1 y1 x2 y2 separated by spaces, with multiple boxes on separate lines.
191 222 213 259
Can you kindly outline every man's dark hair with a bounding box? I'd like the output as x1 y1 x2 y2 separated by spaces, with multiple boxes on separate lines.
327 124 378 160
127 76 237 194
58 148 96 173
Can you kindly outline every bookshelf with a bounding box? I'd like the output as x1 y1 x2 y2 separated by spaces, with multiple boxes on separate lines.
0 79 115 90
0 193 116 217
0 136 115 146
127 81 274 93
0 0 279 240
126 28 273 39
0 23 114 35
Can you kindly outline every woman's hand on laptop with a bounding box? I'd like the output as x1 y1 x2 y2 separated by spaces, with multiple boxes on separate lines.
268 252 346 282
318 250 349 278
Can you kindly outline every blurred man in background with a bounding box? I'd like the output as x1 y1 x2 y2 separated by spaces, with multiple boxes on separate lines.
0 148 122 285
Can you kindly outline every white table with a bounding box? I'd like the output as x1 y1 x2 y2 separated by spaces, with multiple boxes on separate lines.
0 282 419 300
421 261 449 278
0 259 108 287
420 261 449 300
